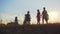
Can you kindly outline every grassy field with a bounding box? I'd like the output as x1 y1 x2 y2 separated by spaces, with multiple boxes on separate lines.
0 24 60 34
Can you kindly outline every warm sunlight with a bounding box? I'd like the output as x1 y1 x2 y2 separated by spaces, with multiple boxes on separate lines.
48 11 58 23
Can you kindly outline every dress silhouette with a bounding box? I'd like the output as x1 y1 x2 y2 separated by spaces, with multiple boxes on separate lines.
42 7 49 24
37 9 41 24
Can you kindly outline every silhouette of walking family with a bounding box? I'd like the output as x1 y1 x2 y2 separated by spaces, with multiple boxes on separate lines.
23 7 49 25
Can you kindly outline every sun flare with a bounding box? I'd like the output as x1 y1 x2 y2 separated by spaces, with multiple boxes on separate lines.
48 11 58 23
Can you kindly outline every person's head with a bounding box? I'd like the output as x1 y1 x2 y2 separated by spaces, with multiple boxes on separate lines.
27 11 30 14
15 16 17 19
37 9 39 13
43 7 45 10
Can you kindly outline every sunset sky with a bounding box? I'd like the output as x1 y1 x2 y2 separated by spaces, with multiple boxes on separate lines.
0 0 60 24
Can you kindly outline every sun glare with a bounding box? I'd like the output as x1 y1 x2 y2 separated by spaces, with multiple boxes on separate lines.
48 11 58 23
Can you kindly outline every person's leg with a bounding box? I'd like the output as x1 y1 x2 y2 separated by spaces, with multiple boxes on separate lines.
38 20 40 24
42 17 44 24
46 20 48 24
37 19 40 24
45 19 48 24
37 21 39 24
38 21 40 24
28 21 30 25
47 20 48 24
25 21 27 25
37 19 38 24
23 20 25 25
37 21 40 24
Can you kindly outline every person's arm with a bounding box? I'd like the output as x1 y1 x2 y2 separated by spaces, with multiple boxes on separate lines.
42 11 44 15
36 13 38 18
29 14 31 19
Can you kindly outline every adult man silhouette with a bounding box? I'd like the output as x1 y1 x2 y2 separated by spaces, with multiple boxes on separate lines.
42 7 49 24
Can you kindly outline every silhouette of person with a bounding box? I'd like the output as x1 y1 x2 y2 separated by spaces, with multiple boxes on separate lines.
23 11 31 25
23 14 27 25
42 7 49 24
36 9 41 24
15 16 18 24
